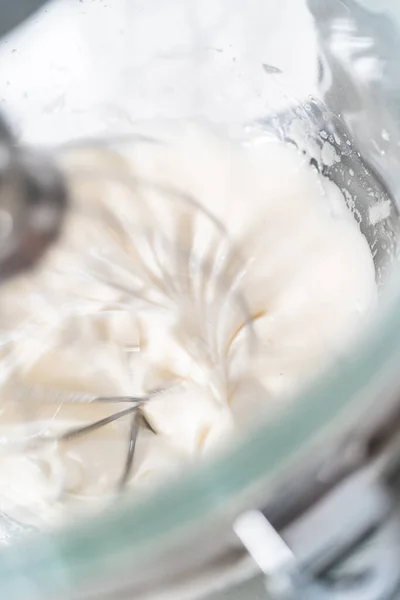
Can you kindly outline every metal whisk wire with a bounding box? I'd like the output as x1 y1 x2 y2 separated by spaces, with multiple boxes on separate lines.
0 136 257 502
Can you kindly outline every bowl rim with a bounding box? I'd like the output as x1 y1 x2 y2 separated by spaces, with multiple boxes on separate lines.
0 283 399 599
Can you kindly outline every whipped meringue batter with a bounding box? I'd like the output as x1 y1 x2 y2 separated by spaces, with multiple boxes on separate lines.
0 124 377 530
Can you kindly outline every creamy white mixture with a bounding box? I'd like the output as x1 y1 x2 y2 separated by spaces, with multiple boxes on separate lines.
0 124 376 529
0 0 318 142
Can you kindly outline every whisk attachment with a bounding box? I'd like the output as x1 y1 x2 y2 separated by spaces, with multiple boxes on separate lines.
27 389 153 492
0 133 257 524
0 146 67 280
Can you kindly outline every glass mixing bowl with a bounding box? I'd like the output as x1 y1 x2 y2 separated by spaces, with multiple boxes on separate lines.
1 1 400 599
